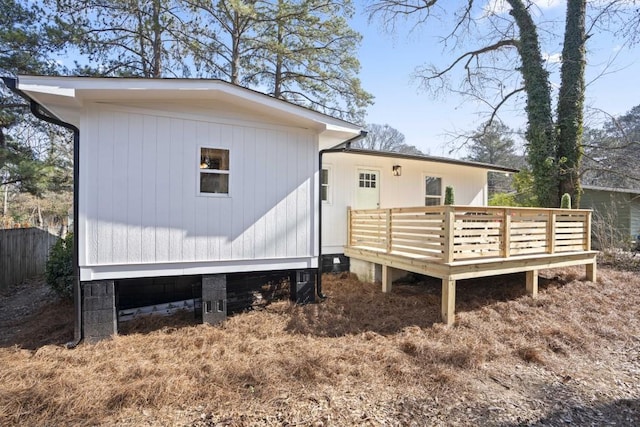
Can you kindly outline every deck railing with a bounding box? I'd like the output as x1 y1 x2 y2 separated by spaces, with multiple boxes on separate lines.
347 206 592 263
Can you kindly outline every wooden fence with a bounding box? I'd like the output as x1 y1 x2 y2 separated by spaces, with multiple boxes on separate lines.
0 228 59 289
348 206 592 263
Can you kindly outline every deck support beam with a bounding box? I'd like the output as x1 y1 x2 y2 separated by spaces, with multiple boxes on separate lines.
345 246 598 327
526 269 538 298
381 264 393 293
441 278 456 326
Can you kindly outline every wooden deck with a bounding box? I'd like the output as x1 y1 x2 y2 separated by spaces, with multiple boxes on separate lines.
345 206 598 325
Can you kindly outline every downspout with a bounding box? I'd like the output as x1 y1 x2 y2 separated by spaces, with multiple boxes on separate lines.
30 101 82 348
1 77 82 347
317 130 367 299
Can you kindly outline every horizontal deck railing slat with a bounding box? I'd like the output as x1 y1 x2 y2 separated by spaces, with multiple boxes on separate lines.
347 205 592 263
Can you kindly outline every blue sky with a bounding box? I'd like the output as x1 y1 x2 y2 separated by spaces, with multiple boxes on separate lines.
351 0 640 157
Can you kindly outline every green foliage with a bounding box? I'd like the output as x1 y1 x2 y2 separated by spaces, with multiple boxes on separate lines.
444 186 454 205
0 0 60 75
465 121 519 166
45 232 74 299
489 170 538 207
556 0 586 208
489 192 517 207
52 0 372 123
561 193 572 209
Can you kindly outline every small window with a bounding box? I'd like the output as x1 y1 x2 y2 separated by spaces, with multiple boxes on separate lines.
200 148 229 195
425 176 442 206
321 168 330 202
359 172 376 189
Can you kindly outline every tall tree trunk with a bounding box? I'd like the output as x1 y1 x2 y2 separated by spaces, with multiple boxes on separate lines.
273 19 284 98
230 11 241 85
2 183 7 217
151 0 163 78
135 6 149 77
37 202 43 227
508 0 557 207
556 0 587 207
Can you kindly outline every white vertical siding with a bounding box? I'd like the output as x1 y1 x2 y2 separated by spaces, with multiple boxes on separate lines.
154 118 171 262
80 105 317 271
141 115 157 263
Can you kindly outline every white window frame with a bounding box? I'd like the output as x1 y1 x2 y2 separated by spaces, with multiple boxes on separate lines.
321 165 332 204
198 146 230 197
423 174 443 206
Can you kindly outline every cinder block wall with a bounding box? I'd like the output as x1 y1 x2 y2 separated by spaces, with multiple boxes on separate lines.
82 280 117 342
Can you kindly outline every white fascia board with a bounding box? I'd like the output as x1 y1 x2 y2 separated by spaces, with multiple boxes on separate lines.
17 82 76 98
17 75 362 133
80 257 319 281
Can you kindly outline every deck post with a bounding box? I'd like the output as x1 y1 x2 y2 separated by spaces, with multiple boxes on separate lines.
381 264 392 293
547 211 556 254
346 206 352 247
526 269 538 298
585 211 592 251
386 209 392 254
441 277 456 326
501 208 511 258
586 260 597 282
443 206 455 263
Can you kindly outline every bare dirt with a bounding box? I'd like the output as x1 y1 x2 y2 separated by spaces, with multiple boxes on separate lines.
1 264 639 426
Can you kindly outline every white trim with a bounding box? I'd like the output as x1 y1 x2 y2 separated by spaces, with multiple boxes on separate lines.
423 173 444 206
16 75 361 134
197 146 231 197
79 257 319 281
321 164 333 204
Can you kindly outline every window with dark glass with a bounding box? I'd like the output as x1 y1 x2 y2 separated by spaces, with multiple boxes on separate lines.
321 168 330 202
425 176 442 206
359 172 376 188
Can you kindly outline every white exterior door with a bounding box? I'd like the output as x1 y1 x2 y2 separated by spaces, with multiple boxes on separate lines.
356 169 380 209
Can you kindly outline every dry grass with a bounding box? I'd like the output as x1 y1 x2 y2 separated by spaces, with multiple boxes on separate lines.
1 268 639 426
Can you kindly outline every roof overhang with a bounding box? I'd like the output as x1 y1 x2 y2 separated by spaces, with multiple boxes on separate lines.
327 148 520 173
6 75 362 140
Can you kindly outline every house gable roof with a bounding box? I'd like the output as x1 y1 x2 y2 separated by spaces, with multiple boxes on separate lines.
6 75 362 139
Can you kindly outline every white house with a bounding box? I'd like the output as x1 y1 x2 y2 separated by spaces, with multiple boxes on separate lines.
5 75 519 342
5 75 361 342
320 149 518 267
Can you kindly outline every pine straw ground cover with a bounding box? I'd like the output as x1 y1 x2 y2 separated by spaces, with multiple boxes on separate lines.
1 266 639 426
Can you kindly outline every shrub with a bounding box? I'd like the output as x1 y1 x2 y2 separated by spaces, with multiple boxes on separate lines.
489 192 517 206
45 232 74 299
561 193 571 209
444 186 455 205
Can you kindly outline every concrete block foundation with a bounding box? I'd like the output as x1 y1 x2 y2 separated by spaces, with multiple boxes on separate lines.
202 274 227 325
82 280 117 342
